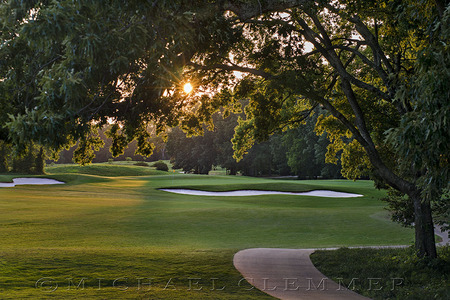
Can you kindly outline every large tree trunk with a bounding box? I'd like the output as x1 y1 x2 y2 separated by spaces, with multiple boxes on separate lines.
411 192 437 258
356 145 438 258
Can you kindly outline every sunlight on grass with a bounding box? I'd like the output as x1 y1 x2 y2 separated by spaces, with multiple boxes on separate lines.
0 163 418 299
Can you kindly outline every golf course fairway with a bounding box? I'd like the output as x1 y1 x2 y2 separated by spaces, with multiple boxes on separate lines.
0 163 415 299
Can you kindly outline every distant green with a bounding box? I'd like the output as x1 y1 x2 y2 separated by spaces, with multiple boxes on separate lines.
0 163 414 299
45 162 168 177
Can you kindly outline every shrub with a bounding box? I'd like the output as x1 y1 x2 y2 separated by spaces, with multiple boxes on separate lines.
126 157 132 162
152 161 169 171
12 151 34 173
108 158 114 164
134 161 149 167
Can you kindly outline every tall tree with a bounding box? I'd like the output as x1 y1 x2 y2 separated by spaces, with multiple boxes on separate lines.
166 126 217 174
190 0 448 258
1 1 448 257
282 110 342 179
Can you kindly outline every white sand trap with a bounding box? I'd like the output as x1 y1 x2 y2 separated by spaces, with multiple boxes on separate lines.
160 189 362 198
0 178 65 188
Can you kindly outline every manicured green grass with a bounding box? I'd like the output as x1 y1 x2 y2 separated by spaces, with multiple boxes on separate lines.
311 247 450 300
0 163 416 299
0 248 270 299
45 163 168 177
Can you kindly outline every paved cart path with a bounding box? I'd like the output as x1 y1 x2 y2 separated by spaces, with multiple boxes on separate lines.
233 248 370 300
233 224 449 300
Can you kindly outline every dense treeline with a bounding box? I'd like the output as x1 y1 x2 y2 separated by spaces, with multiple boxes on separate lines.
0 110 342 178
0 142 45 174
166 111 342 178
0 128 167 174
50 128 167 164
0 107 341 177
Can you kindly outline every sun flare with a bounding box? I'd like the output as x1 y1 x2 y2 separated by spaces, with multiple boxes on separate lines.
183 82 193 94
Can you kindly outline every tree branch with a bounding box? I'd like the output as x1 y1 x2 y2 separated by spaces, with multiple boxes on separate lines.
220 0 310 21
303 12 379 152
311 93 416 194
187 62 274 79
292 14 391 103
333 44 390 85
434 0 446 18
306 12 392 102
348 16 394 75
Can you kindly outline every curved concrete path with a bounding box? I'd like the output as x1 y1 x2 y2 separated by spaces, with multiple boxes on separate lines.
233 226 449 300
234 248 370 300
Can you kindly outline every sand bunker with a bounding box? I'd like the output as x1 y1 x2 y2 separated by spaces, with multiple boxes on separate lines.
160 189 362 198
0 178 65 188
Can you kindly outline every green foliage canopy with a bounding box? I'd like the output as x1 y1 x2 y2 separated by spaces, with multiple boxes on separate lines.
0 0 239 161
1 0 448 257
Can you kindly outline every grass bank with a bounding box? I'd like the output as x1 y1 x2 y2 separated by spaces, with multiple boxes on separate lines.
311 246 450 299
